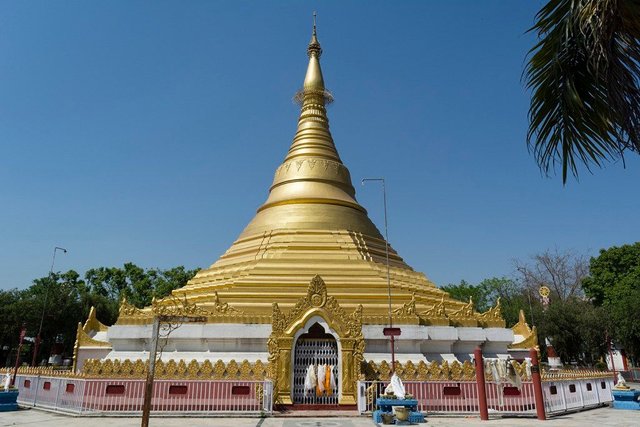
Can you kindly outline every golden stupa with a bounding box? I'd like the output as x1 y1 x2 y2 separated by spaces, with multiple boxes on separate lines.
77 22 508 406
134 23 500 326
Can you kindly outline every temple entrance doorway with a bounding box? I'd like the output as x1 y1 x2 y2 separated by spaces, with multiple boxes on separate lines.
292 322 339 405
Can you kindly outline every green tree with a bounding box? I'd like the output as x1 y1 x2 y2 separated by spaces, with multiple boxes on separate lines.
0 264 199 367
525 0 640 182
17 271 88 365
582 242 640 360
538 297 606 365
0 289 23 366
84 263 200 322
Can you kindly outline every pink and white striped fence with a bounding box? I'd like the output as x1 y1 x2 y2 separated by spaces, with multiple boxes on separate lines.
16 375 273 415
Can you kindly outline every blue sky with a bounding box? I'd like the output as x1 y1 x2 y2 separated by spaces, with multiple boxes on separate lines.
1 1 638 291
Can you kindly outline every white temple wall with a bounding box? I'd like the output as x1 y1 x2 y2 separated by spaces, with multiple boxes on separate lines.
99 321 513 366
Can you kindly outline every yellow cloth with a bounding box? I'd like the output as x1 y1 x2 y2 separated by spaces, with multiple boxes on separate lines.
325 365 332 395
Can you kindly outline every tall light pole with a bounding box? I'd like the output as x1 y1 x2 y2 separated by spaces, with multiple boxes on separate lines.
362 178 400 374
32 246 67 366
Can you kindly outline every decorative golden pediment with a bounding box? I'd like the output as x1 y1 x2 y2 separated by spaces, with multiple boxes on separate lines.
447 297 479 327
509 325 539 350
76 324 111 348
119 295 143 317
511 309 532 337
418 295 450 326
83 306 108 334
270 275 363 339
151 294 212 317
72 321 111 372
509 309 538 350
268 275 364 406
477 298 506 328
392 293 417 316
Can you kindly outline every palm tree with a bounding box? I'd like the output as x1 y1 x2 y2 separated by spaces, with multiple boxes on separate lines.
525 0 640 183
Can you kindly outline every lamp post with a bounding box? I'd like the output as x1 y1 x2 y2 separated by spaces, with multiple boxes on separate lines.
362 178 400 374
32 246 67 366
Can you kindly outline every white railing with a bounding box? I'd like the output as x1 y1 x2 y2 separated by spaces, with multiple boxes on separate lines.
16 375 273 415
542 378 613 414
357 380 536 415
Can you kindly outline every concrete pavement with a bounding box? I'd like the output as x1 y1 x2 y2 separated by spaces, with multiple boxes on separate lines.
2 406 640 427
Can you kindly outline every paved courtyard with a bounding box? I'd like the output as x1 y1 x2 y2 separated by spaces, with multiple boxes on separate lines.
2 407 640 427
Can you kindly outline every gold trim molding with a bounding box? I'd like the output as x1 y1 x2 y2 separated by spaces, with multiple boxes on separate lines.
363 359 532 382
362 360 476 382
81 358 268 380
541 369 613 381
268 275 364 405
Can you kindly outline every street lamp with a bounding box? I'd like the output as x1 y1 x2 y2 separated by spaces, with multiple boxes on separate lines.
32 246 67 366
361 178 400 374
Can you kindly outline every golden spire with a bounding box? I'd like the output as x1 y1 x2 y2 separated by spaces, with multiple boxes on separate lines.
246 14 372 232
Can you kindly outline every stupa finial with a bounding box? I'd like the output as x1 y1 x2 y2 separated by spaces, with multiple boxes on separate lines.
307 11 322 58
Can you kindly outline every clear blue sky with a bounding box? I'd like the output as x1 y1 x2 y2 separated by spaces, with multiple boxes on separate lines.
1 1 638 291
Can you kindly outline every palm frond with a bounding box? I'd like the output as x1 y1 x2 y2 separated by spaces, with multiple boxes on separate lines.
525 0 640 183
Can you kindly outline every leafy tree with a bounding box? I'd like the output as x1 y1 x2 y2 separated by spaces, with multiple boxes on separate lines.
0 263 199 367
17 271 89 365
84 263 200 322
538 297 606 365
582 242 640 359
0 289 23 366
525 0 640 183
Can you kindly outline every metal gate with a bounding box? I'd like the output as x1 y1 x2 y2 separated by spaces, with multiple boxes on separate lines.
293 334 339 405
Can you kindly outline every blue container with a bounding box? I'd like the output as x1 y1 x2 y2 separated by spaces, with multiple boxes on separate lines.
0 390 19 412
612 389 640 411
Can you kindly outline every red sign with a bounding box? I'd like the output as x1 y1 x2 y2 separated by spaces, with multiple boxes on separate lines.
383 327 401 337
